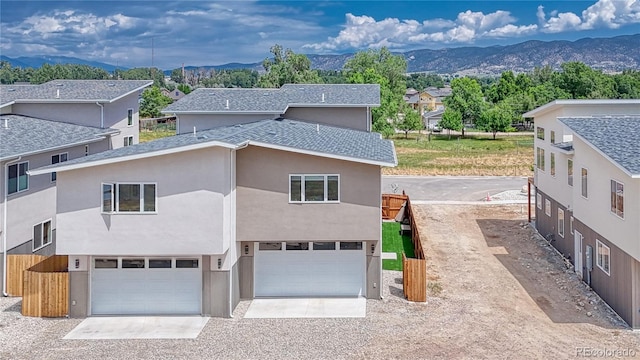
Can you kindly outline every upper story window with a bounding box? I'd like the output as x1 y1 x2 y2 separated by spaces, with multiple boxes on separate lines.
550 153 556 177
124 135 134 147
567 159 573 186
289 174 339 203
536 127 544 140
581 168 588 198
536 147 545 171
550 130 555 144
127 109 133 126
51 153 68 182
102 183 157 213
596 240 610 276
8 161 28 195
610 180 624 219
33 219 52 251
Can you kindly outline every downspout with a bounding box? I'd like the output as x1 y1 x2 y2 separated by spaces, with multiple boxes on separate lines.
96 102 104 129
3 156 22 296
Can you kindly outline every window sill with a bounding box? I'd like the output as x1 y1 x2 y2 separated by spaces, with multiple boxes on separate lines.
596 264 611 276
102 211 158 215
33 241 52 253
7 189 29 197
610 211 624 220
289 201 340 204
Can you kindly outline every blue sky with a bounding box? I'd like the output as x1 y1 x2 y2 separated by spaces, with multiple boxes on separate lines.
1 1 639 69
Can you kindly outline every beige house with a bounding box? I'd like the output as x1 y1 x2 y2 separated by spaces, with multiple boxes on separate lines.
0 80 151 297
30 84 397 317
524 99 640 329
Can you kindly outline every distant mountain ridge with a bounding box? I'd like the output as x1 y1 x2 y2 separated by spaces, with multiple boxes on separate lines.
2 34 638 76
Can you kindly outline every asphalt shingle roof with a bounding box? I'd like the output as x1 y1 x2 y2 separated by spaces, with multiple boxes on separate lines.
0 114 117 160
559 116 640 176
163 84 380 113
34 118 396 171
1 80 152 105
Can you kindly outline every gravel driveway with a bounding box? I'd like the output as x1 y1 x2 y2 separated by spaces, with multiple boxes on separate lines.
1 204 639 359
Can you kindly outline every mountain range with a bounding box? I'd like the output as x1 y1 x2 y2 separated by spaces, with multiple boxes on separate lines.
2 34 639 76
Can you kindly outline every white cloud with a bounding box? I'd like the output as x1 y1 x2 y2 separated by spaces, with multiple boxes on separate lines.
541 0 640 32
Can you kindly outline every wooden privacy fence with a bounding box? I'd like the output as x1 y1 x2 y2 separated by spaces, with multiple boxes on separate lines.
382 193 408 220
6 254 46 296
22 255 68 317
402 196 427 302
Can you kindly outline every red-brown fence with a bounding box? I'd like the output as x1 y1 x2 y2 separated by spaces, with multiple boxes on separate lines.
382 193 408 220
21 255 69 317
399 195 427 302
6 255 46 296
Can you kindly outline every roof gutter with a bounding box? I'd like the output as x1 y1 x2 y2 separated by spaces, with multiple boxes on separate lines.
96 102 104 128
3 156 22 297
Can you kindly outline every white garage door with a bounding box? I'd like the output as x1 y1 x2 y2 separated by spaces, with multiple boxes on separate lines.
91 257 201 315
254 242 365 297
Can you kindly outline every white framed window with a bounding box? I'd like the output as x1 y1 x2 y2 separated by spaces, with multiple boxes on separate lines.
550 152 555 177
536 193 542 209
7 161 28 195
581 168 588 198
550 130 555 144
545 199 551 216
124 135 134 147
536 147 545 171
101 182 157 214
610 180 624 219
567 159 573 186
289 174 339 203
596 240 610 276
557 209 564 238
536 127 544 140
127 109 134 126
33 219 52 251
570 216 574 235
51 152 68 182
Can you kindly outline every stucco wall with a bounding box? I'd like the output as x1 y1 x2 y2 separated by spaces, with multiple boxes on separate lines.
283 107 369 131
236 146 381 242
55 147 233 255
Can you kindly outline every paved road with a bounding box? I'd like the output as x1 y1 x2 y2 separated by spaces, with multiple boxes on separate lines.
382 175 528 201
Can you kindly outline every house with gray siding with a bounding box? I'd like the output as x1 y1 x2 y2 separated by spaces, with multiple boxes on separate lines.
30 84 396 317
524 99 640 329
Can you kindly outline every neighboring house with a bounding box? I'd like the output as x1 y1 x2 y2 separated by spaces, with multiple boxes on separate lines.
0 115 116 296
161 88 186 101
419 86 451 114
163 84 380 134
404 88 420 111
1 80 152 149
423 108 444 130
524 99 640 329
30 85 397 318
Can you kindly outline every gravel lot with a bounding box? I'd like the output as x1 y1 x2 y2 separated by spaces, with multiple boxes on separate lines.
1 203 639 359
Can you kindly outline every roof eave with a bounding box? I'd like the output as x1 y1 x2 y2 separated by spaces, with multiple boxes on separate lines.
162 110 283 115
108 81 154 103
1 135 112 162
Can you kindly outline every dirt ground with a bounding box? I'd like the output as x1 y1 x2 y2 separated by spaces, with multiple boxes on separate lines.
364 204 640 359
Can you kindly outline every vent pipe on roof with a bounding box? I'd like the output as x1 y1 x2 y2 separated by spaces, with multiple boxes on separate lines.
3 119 7 129
193 126 197 137
56 89 60 99
316 124 319 134
321 93 325 103
225 100 229 110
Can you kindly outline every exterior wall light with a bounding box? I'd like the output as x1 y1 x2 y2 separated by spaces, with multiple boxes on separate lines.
217 258 222 269
244 245 249 255
371 243 375 254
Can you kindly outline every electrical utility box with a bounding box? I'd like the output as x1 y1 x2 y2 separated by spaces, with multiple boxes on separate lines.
585 245 593 271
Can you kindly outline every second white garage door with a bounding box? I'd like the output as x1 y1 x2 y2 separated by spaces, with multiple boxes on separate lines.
254 242 365 297
91 257 202 315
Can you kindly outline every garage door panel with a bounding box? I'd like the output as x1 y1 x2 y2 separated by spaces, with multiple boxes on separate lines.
255 249 365 297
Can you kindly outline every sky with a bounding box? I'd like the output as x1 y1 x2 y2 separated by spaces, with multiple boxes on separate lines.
1 0 639 70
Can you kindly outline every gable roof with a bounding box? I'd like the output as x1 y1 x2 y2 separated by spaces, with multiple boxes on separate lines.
0 80 153 107
0 114 118 161
559 116 640 177
162 84 380 114
523 99 640 118
29 118 396 174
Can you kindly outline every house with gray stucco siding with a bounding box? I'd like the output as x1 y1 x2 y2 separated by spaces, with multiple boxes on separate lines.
30 84 397 318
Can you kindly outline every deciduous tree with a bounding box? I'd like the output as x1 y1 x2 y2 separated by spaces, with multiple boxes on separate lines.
258 44 321 88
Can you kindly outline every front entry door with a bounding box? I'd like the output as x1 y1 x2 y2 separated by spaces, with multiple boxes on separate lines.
574 231 583 279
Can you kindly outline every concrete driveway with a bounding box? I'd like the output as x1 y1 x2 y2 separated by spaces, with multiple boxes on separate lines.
63 316 209 340
244 298 366 318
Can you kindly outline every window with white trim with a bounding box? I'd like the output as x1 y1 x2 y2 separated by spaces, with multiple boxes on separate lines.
545 199 551 217
596 240 610 276
102 183 156 213
557 208 564 238
610 180 624 219
536 147 545 171
550 152 555 177
570 216 574 235
33 219 52 251
581 168 588 198
124 135 134 147
7 161 28 194
51 152 68 182
550 130 555 144
127 109 133 126
536 193 542 209
567 159 573 186
289 174 339 203
536 127 544 140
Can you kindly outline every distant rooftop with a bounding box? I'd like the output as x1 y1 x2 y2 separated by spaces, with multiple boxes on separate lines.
0 79 153 106
31 118 396 174
423 86 451 98
559 116 640 177
0 114 117 161
162 84 380 114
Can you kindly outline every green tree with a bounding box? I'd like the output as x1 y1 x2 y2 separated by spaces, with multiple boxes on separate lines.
485 71 518 104
258 44 321 88
406 73 444 90
177 83 191 94
170 68 184 83
554 62 615 99
477 105 513 139
395 103 422 138
116 67 164 87
444 77 486 126
439 109 463 139
343 47 407 134
140 86 172 118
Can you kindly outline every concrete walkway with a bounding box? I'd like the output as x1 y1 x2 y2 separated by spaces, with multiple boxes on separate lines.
244 298 366 319
64 316 209 340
